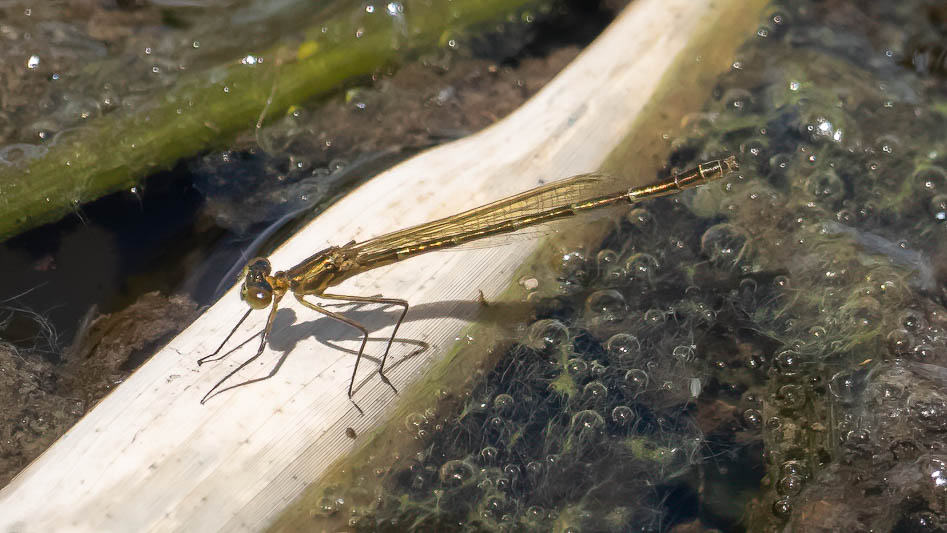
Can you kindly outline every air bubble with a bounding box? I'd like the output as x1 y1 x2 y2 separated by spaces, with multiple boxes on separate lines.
569 410 605 443
526 319 570 352
493 394 514 414
899 309 927 332
774 384 806 411
611 405 635 425
605 333 641 365
700 223 749 269
626 208 653 229
913 344 937 362
526 505 546 522
584 289 626 322
770 153 792 174
722 88 754 113
596 249 618 268
772 497 792 519
566 358 589 377
776 474 803 496
911 398 947 431
624 253 659 284
805 169 844 203
774 350 805 377
742 408 762 428
740 137 768 160
913 166 947 195
886 328 914 355
582 381 607 404
828 371 860 404
779 460 809 480
643 308 666 326
558 250 591 291
439 460 475 485
874 133 900 155
624 369 649 396
503 463 521 480
671 345 696 363
525 460 543 479
929 194 947 220
405 412 426 430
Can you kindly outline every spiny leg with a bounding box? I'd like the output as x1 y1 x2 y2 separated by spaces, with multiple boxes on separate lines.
294 294 370 399
319 293 409 387
197 308 253 366
201 295 282 404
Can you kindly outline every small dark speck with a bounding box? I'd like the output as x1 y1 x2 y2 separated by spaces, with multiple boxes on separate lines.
345 427 357 439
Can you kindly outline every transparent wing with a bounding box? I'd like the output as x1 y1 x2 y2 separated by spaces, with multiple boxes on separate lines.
350 172 616 260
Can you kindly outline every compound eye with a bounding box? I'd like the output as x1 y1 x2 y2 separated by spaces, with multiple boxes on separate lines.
241 280 273 309
246 257 272 276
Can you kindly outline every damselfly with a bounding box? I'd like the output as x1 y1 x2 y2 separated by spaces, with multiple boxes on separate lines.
198 156 739 403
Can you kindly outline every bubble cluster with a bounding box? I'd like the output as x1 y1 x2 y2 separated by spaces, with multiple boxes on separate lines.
307 1 947 530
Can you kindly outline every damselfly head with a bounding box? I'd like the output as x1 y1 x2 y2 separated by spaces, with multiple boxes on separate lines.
241 257 273 309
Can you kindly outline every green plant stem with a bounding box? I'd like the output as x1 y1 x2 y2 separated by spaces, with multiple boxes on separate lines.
0 0 538 241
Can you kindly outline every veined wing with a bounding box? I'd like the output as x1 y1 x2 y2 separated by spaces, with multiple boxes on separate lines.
350 172 618 261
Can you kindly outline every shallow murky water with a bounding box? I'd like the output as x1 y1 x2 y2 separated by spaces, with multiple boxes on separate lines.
1 0 946 530
301 1 947 531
